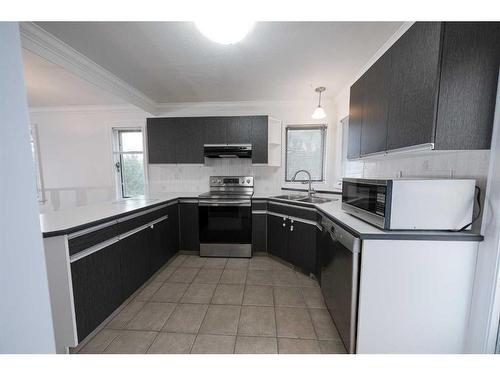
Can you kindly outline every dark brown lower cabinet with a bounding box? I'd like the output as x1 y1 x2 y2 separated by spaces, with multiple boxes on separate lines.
267 214 288 259
120 229 149 300
179 202 199 251
147 218 170 277
167 203 180 256
251 213 267 254
267 212 319 277
288 220 318 277
71 242 123 342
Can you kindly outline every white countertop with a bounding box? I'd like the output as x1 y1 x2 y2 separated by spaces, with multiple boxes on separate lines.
39 192 194 236
40 191 482 241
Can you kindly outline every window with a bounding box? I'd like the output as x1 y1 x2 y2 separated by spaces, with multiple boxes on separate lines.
113 128 145 198
29 124 46 203
285 126 326 182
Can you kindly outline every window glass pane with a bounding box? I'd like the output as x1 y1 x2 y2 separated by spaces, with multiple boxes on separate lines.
286 128 324 181
120 131 143 152
121 154 145 197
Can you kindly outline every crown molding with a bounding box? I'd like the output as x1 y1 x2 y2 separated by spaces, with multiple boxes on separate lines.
28 104 147 114
20 22 159 115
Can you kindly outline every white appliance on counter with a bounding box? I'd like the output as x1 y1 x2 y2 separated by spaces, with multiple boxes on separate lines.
342 178 476 230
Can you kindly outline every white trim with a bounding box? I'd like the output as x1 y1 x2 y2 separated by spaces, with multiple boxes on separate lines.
466 74 500 353
20 22 158 115
28 104 144 114
29 123 47 203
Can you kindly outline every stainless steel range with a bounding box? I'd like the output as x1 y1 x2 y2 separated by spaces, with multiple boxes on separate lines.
198 176 254 258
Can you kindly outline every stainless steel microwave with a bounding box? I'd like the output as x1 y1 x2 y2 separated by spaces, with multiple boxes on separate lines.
341 178 476 230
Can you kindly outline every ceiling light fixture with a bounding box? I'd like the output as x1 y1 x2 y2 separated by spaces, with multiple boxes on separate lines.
312 87 327 120
194 20 255 45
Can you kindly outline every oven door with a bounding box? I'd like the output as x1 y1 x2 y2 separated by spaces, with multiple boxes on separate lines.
198 200 252 257
341 179 388 229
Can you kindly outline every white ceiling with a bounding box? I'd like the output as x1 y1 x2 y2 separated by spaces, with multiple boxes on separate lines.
33 21 403 104
23 49 126 107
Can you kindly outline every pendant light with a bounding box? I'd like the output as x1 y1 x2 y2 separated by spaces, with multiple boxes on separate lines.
312 87 327 120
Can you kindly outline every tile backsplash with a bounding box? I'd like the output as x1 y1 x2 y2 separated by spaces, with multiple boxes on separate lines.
343 150 491 232
345 150 490 184
148 158 282 194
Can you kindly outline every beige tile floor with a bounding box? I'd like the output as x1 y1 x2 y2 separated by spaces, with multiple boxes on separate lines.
75 254 346 354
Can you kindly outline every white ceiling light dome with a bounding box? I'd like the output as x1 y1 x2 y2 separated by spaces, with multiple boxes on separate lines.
195 20 255 45
312 87 327 120
312 106 327 120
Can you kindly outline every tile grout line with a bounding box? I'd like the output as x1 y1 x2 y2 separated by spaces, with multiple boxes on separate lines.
301 286 321 350
272 277 280 354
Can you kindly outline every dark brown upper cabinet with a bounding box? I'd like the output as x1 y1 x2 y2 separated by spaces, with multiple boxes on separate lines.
204 117 227 144
347 22 500 159
250 116 269 164
435 22 500 150
347 76 365 159
147 115 272 164
386 22 442 151
147 117 181 163
361 50 392 155
227 116 252 144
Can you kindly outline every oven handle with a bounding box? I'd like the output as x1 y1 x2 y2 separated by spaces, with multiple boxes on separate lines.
199 200 251 207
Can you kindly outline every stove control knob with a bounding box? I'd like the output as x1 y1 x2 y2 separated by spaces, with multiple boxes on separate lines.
246 179 251 184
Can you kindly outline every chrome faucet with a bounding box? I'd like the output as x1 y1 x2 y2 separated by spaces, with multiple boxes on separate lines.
291 170 315 197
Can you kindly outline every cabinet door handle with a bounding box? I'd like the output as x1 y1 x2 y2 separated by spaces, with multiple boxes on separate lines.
282 222 286 227
290 225 294 232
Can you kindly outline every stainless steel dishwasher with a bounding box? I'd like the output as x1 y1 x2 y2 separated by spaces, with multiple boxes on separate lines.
320 216 361 354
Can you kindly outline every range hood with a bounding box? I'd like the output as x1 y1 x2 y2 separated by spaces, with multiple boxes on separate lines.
204 144 252 158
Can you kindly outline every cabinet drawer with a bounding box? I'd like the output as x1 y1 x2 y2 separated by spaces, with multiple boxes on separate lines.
68 222 119 256
252 200 268 210
268 202 318 222
118 206 169 235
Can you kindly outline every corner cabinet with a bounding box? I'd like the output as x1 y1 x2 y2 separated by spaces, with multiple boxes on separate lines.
68 202 179 344
347 22 500 159
146 115 281 165
267 203 319 278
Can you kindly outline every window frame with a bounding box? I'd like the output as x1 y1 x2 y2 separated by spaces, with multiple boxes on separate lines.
284 125 327 183
112 127 146 199
29 123 46 204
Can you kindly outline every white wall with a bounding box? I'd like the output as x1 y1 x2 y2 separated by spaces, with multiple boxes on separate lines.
0 22 56 353
30 106 148 212
30 98 338 211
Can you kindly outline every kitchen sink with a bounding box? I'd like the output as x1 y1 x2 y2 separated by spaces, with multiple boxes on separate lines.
273 194 308 201
297 196 337 204
272 194 337 204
